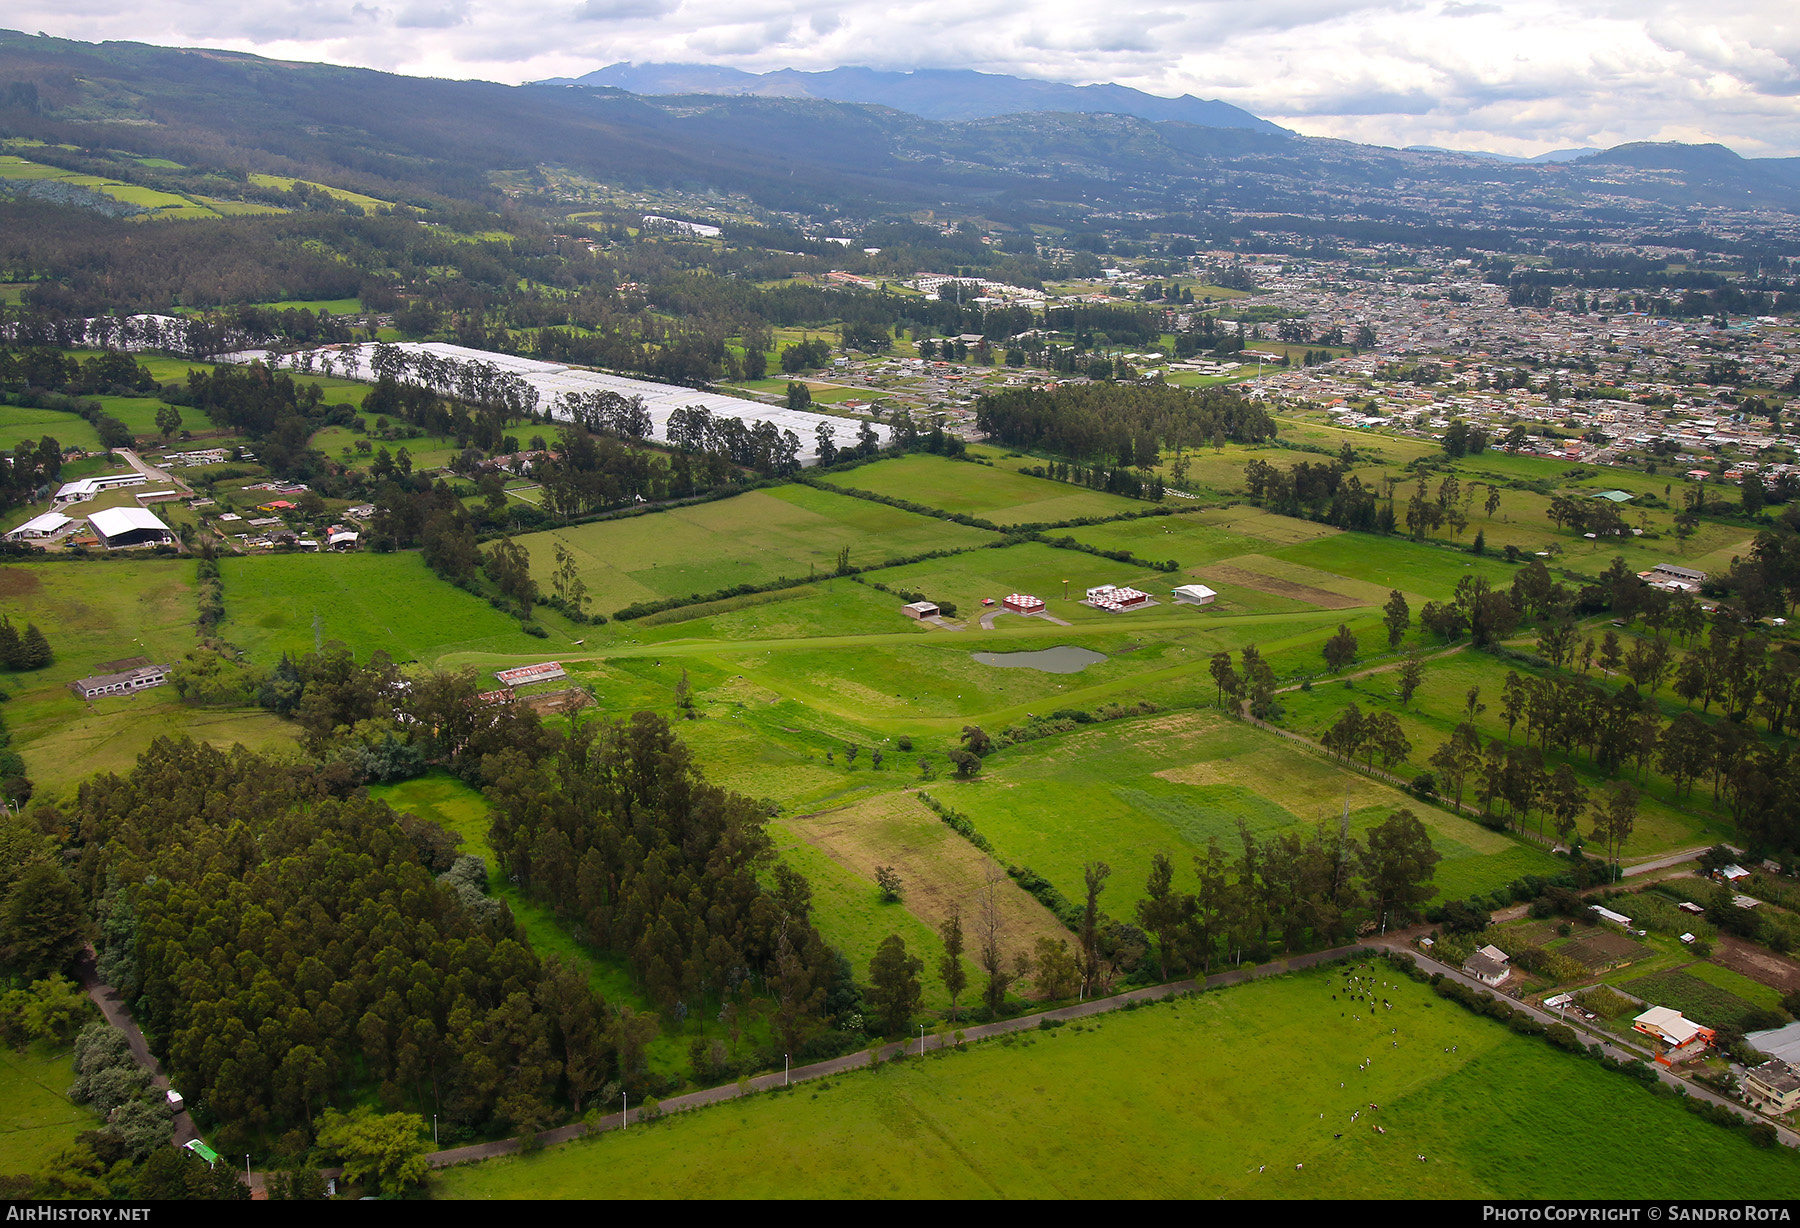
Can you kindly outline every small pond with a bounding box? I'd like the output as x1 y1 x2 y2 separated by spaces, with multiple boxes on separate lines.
971 645 1108 674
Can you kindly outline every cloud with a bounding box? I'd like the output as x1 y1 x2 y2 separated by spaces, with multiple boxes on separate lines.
396 2 470 29
11 0 1799 156
573 0 678 19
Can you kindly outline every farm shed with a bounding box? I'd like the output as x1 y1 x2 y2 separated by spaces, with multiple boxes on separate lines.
69 664 170 701
1172 583 1216 606
495 661 567 687
1589 904 1632 928
3 511 71 541
900 601 939 619
87 506 174 548
54 472 145 504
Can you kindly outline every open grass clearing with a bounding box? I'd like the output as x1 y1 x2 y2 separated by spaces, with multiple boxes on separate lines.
220 552 567 665
430 964 1800 1199
0 1042 97 1176
931 709 1561 917
515 484 995 618
0 405 103 453
826 454 1142 524
787 790 1066 972
0 560 300 794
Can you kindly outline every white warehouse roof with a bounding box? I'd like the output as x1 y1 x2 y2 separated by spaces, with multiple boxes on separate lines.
87 506 172 539
236 341 888 464
4 511 71 539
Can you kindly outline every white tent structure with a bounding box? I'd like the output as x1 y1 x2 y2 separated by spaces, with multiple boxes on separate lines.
229 341 888 465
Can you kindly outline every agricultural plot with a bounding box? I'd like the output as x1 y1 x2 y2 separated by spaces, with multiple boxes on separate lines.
0 405 103 453
220 552 563 664
1268 534 1517 603
516 485 995 618
0 1043 98 1176
925 709 1561 917
786 791 1066 983
432 966 1800 1200
1620 969 1768 1030
827 455 1141 524
0 560 297 793
0 155 216 219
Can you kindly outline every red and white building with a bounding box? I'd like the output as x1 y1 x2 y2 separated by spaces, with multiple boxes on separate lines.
1003 594 1045 614
1633 1006 1715 1064
495 662 567 687
1086 584 1151 612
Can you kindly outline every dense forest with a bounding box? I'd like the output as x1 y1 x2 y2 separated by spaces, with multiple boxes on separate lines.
975 383 1278 462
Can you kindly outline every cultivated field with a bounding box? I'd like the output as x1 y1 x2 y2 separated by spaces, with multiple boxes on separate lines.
431 965 1800 1199
515 484 996 617
828 455 1143 524
925 709 1563 912
220 552 565 664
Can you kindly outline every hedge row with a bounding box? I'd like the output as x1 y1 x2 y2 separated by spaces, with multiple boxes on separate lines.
917 792 1083 930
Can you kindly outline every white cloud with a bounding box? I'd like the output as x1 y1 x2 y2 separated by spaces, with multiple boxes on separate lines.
12 0 1799 156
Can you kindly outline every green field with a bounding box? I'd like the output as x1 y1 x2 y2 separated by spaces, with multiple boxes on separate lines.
0 155 217 219
0 1042 97 1176
515 484 997 617
220 552 570 664
0 405 102 453
827 455 1142 524
0 559 295 793
432 965 1800 1199
928 709 1561 912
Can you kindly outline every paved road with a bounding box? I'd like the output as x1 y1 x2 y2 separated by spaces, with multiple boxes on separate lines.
116 448 188 493
75 949 197 1147
1622 845 1730 878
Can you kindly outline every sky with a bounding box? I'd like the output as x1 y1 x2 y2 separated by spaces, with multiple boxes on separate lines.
14 1 1800 157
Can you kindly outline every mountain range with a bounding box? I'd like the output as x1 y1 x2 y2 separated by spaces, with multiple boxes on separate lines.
540 63 1291 136
2 31 1798 241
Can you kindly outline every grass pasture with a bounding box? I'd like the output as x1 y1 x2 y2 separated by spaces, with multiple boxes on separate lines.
516 485 995 618
827 455 1142 524
431 965 1800 1199
0 405 103 453
929 709 1562 914
0 560 302 792
0 1042 97 1176
784 791 1067 980
220 552 563 665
